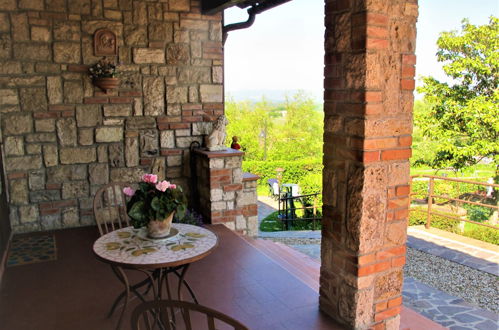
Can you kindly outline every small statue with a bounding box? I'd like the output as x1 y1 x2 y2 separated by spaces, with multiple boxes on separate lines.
205 115 229 151
230 136 241 150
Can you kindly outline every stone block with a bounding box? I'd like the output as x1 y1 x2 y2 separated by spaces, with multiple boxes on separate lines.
19 205 38 223
132 1 147 24
68 0 91 14
64 81 83 103
35 63 61 74
125 25 147 46
43 145 58 167
103 104 132 117
151 157 166 181
31 26 51 42
11 13 28 41
25 133 56 143
47 165 86 183
10 179 28 204
79 128 94 145
0 62 21 75
247 216 258 237
4 136 24 156
62 207 80 227
175 129 190 137
60 147 96 164
125 136 139 167
0 89 18 106
192 122 212 135
57 118 77 146
148 22 173 41
13 44 51 61
143 77 165 116
126 117 156 130
20 88 47 111
133 48 165 64
209 158 224 169
140 131 159 156
0 35 11 59
375 270 403 301
95 126 123 143
200 85 223 103
160 130 175 148
211 201 226 211
223 191 235 201
104 9 122 20
26 144 42 155
110 167 145 183
41 214 62 231
235 215 246 230
167 155 182 167
166 44 190 65
188 86 199 102
29 170 46 190
166 86 188 104
29 191 60 203
109 143 124 167
89 163 109 185
54 21 81 41
0 13 8 32
0 0 16 10
54 42 81 63
62 181 89 199
236 191 257 207
6 155 42 171
76 105 101 127
212 66 223 84
225 157 242 169
47 76 63 104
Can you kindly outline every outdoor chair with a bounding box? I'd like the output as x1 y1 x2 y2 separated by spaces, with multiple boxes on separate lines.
93 182 131 236
131 299 249 330
267 178 280 200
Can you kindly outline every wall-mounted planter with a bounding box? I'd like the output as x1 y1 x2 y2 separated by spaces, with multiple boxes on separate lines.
93 77 120 93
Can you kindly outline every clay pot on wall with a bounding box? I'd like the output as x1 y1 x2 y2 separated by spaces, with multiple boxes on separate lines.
93 77 120 93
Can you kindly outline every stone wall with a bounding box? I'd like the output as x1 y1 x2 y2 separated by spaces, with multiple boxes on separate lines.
193 149 258 236
320 0 417 329
0 0 223 233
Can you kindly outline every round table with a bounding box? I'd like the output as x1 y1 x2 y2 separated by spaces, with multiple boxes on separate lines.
93 223 218 329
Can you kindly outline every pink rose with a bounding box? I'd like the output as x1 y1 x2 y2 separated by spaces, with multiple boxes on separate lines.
123 187 136 197
155 180 171 192
142 174 158 184
170 184 177 189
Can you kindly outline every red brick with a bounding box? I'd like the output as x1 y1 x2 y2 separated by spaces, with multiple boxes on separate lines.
110 97 133 104
372 322 385 330
211 175 231 184
375 301 388 313
376 245 406 261
202 103 223 110
394 209 409 220
388 296 403 308
210 169 231 176
242 205 258 216
381 148 412 161
169 123 190 129
95 91 117 97
46 183 61 190
34 112 59 119
364 138 398 150
223 209 242 216
157 116 181 123
388 197 409 210
182 104 202 110
398 135 412 147
402 54 417 65
363 151 380 163
7 172 27 179
62 110 74 117
395 185 410 196
67 64 89 73
40 208 58 216
358 253 376 265
367 26 389 38
158 123 169 130
357 264 375 277
84 97 108 104
367 38 389 50
182 110 193 117
391 256 406 268
212 216 235 224
375 306 401 322
160 149 183 155
400 79 415 90
374 260 391 272
149 41 165 48
366 13 389 26
387 188 396 199
52 200 77 208
80 209 93 216
401 65 416 78
140 158 153 166
365 103 383 115
223 184 242 192
119 91 142 97
365 91 383 102
183 116 202 123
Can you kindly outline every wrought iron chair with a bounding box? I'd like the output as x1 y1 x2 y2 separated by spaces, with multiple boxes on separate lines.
93 182 155 326
131 300 249 330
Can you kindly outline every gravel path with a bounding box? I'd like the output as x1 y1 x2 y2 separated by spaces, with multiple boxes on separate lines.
404 247 499 314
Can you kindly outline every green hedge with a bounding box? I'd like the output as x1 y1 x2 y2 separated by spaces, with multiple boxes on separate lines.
243 159 322 186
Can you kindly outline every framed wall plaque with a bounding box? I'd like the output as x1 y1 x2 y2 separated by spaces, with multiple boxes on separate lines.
94 29 117 56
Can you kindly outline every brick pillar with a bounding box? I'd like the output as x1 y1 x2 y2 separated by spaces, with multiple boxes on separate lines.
193 148 257 235
320 1 418 329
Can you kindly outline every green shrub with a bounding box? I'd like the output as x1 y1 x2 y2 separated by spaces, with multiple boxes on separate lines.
409 207 460 232
259 210 322 232
243 159 322 186
462 223 499 245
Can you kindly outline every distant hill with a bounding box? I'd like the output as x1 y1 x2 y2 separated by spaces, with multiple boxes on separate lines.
226 89 322 103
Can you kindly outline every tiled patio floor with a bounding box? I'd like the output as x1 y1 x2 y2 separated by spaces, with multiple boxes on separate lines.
0 225 342 330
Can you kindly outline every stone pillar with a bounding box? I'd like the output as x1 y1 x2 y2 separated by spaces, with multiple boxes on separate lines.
320 1 417 329
193 148 258 236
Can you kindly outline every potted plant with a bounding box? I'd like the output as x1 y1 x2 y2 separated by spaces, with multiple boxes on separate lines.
123 174 187 239
89 57 119 93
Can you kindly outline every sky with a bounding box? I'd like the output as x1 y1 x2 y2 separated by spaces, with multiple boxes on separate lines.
224 0 498 101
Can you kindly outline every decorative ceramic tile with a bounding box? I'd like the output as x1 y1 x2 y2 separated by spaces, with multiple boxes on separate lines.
93 224 218 266
7 234 57 267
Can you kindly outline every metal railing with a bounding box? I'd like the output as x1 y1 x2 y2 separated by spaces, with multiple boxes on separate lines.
410 175 499 230
278 192 322 231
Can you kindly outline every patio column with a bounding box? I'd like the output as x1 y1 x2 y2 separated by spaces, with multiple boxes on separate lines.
320 0 418 329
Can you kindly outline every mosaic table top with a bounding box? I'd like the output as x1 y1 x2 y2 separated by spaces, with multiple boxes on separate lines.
93 224 218 268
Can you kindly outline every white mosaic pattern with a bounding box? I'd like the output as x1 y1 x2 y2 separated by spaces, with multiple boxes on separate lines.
93 224 218 266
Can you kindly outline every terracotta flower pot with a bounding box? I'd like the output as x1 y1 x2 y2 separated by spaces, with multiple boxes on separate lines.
93 77 120 93
147 212 175 239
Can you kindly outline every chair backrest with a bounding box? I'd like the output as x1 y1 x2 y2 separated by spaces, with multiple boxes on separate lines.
131 300 249 330
93 182 131 236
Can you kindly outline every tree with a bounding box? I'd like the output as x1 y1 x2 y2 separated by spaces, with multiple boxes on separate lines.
417 17 499 179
